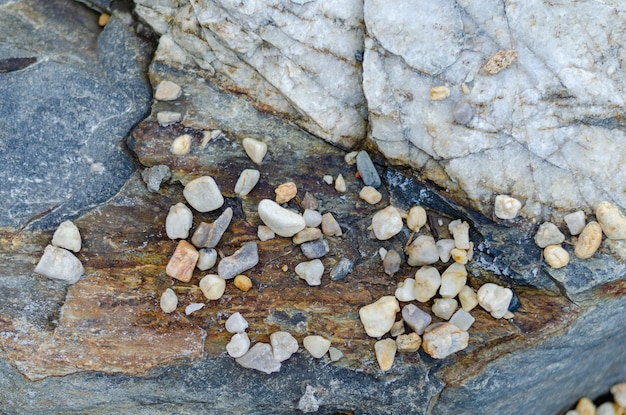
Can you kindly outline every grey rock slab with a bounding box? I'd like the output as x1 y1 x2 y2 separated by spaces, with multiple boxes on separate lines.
217 241 259 280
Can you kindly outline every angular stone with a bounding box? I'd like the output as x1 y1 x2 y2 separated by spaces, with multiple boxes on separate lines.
299 385 320 414
371 206 403 240
356 151 381 188
477 283 513 319
156 111 181 126
436 239 456 263
396 332 422 353
301 192 318 210
199 274 226 301
270 331 299 362
458 285 479 312
295 259 324 286
236 343 281 374
275 181 297 204
534 222 565 248
141 165 171 192
170 134 191 156
450 248 468 265
383 249 401 277
321 212 342 237
395 278 416 302
449 219 470 250
494 195 522 220
154 80 181 101
183 176 224 213
293 228 322 245
422 323 469 359
596 201 626 240
328 347 344 362
159 288 177 314
360 296 400 338
165 240 198 283
303 209 322 228
432 298 458 321
390 320 406 337
34 245 84 284
564 210 586 236
449 309 475 331
257 199 306 237
165 203 193 240
439 263 467 298
413 266 441 302
51 220 81 253
303 335 331 358
257 225 275 242
226 332 250 358
234 169 260 197
218 242 259 280
330 258 353 281
196 248 217 271
334 174 346 192
406 235 439 266
300 238 330 259
401 304 432 335
374 338 396 371
225 312 248 334
242 137 267 164
359 186 382 204
191 208 233 248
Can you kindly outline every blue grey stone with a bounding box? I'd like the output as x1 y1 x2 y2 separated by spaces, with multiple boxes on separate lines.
330 257 354 281
356 151 381 188
300 238 330 259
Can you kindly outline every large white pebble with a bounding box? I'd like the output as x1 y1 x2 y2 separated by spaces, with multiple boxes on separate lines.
413 266 441 302
165 203 193 239
494 195 522 220
160 288 177 313
183 176 224 213
422 323 469 359
439 263 467 298
295 259 324 286
242 137 267 164
270 331 299 362
406 235 439 266
432 298 458 320
258 199 306 237
394 278 416 302
406 206 427 231
371 206 403 240
359 296 400 338
477 283 513 319
227 332 250 358
374 338 397 371
449 219 470 250
51 220 81 252
303 335 331 358
234 169 260 196
34 245 84 284
199 274 226 300
225 312 249 333
596 201 626 240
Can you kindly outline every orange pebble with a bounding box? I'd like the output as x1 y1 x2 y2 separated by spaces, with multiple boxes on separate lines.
234 274 252 292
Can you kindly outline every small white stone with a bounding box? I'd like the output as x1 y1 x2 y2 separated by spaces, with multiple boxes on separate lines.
199 274 226 300
183 176 224 213
160 288 177 313
544 244 570 269
432 298 458 320
234 169 260 196
378 247 388 260
157 111 181 126
235 342 280 374
185 302 204 315
596 403 615 415
436 239 456 262
596 201 626 240
51 220 81 252
359 186 382 204
335 174 346 192
295 259 324 286
413 266 441 302
406 235 439 266
197 248 217 271
344 151 358 165
374 338 397 371
257 225 276 241
534 222 565 248
270 331 299 362
494 195 522 220
406 206 427 231
610 382 626 407
323 174 333 185
439 263 467 298
165 203 193 240
401 303 432 335
226 332 250 358
242 137 267 164
328 347 343 362
225 312 249 333
458 285 479 311
359 296 400 337
321 212 342 236
450 248 468 264
303 335 331 358
394 278 416 302
477 283 513 319
449 309 475 331
293 228 323 245
303 209 322 228
170 134 192 156
448 219 470 250
371 206 403 240
154 80 181 101
34 245 84 284
258 199 306 237
422 323 469 359
564 210 586 235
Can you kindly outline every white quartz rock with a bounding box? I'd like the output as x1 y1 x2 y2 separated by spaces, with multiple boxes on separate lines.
394 278 416 302
185 303 204 316
611 382 626 407
34 245 84 284
183 176 224 213
199 274 226 301
448 219 470 250
477 283 513 319
270 331 299 362
413 266 441 302
160 288 177 313
236 343 281 374
564 210 586 236
242 138 267 164
359 296 400 337
494 195 522 220
258 199 306 237
197 248 217 271
439 263 467 298
534 222 565 248
257 225 276 241
234 169 260 196
432 298 458 320
303 209 322 228
596 201 626 240
406 235 439 266
165 203 193 240
371 206 403 240
406 206 427 231
227 332 250 358
303 335 331 358
436 239 455 263
449 309 475 331
295 259 324 286
51 221 81 252
225 312 249 333
422 323 469 359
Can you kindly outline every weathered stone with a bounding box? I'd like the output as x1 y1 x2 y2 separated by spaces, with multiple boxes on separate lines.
413 266 441 302
275 181 297 204
360 296 400 338
303 335 331 359
34 245 84 284
401 304 432 335
430 85 450 101
439 263 467 298
156 111 181 126
334 174 347 192
534 222 566 248
328 347 344 362
242 138 267 165
303 209 322 228
300 238 330 260
395 278 415 302
165 240 198 283
596 201 626 240
226 332 250 358
257 225 275 242
477 283 513 319
330 258 354 281
436 239 456 263
422 323 469 359
383 249 401 277
359 186 382 204
270 331 299 363
154 80 182 101
235 343 281 374
170 134 191 155
356 151 381 188
544 244 570 269
564 210 586 236
295 259 324 286
390 320 406 337
406 235 439 266
494 195 522 220
51 221 81 253
183 176 224 213
217 242 259 280
458 285 479 312
165 202 193 240
293 228 322 245
396 332 422 353
141 165 171 192
432 298 458 321
258 199 306 237
299 385 320 414
449 219 470 250
374 338 396 371
407 206 427 231
234 169 260 196
190 208 233 248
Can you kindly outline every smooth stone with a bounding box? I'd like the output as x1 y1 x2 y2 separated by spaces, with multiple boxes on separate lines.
183 176 224 213
199 274 226 300
328 347 344 362
295 259 324 286
390 320 406 337
396 332 422 353
596 403 616 415
453 101 473 125
544 244 570 269
226 332 250 358
450 248 469 264
439 263 467 298
494 195 522 220
413 266 441 302
436 239 456 263
270 331 299 362
242 137 267 164
449 309 475 331
374 338 397 371
165 240 198 283
611 383 626 407
159 288 177 313
51 220 81 252
395 278 416 302
576 397 596 415
170 134 191 156
235 343 281 374
432 298 458 321
356 151 381 188
534 222 565 248
359 186 382 204
334 174 346 192
233 274 252 292
407 206 427 231
293 228 323 245
234 169 260 196
196 248 217 271
477 283 513 319
156 111 181 126
218 242 259 280
191 208 233 248
321 212 342 237
330 258 354 281
141 165 171 192
407 235 439 266
383 249 401 277
359 296 400 338
371 206 403 240
257 199 306 237
257 225 275 242
596 201 626 240
275 181 297 204
422 323 469 359
379 247 388 260
564 210 586 235
459 285 479 311
184 303 204 316
303 209 322 228
165 202 193 240
300 238 330 259
448 219 470 250
154 80 181 101
303 335 331 358
225 312 249 333
401 304 432 335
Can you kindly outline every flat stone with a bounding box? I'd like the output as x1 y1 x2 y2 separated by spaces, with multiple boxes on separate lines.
360 296 400 338
196 248 217 271
225 312 248 334
328 347 344 362
270 331 299 362
371 206 403 240
257 225 275 242
422 323 469 359
184 303 204 316
374 338 396 371
165 240 198 283
356 151 381 188
159 288 177 313
321 212 342 237
141 165 171 192
199 274 226 301
359 186 382 204
329 258 354 281
396 332 422 353
300 238 330 259
154 80 182 101
226 332 250 358
401 304 432 335
534 222 565 248
257 199 306 237
301 192 318 210
165 203 193 240
183 176 224 213
34 245 84 284
190 208 233 248
235 343 281 374
234 169 260 197
303 335 331 358
295 259 324 286
217 242 259 280
51 220 81 253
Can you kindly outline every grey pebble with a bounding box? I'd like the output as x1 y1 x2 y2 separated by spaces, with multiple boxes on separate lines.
300 238 330 259
330 258 354 281
356 151 381 188
141 165 171 192
191 208 233 248
383 249 401 277
453 101 473 125
218 241 259 279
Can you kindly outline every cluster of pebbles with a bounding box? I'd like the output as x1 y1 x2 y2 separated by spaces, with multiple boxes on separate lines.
34 221 84 284
568 382 626 415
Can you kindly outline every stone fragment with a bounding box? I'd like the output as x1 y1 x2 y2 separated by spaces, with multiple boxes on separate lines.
407 206 427 231
301 192 318 210
218 242 259 280
596 201 626 240
359 296 400 337
494 195 522 220
576 397 596 415
295 259 324 286
183 176 224 213
197 248 217 271
611 383 626 407
236 343 281 374
141 165 171 192
242 137 267 164
157 111 181 126
165 203 193 240
359 186 382 204
257 225 275 242
430 85 450 100
275 182 297 204
234 169 260 196
234 274 252 292
390 320 405 337
371 206 403 240
170 134 191 156
328 347 344 362
395 278 416 302
450 248 468 265
564 210 587 235
422 323 469 359
226 332 250 358
402 304 432 335
396 333 422 353
270 331 299 362
330 258 353 281
477 283 513 319
436 239 456 263
413 266 441 302
344 151 359 165
291 228 322 245
191 208 233 248
439 263 467 298
185 303 204 316
34 245 84 284
321 213 342 237
544 244 570 269
199 274 226 300
483 50 518 74
379 247 388 260
257 199 306 237
323 174 333 185
300 238 330 259
374 338 397 371
159 288 177 313
225 312 248 333
449 309 475 331
51 220 81 252
303 209 322 228
534 222 565 248
166 240 199 283
298 385 319 413
303 335 331 358
453 101 473 125
356 151 381 188
449 219 470 250
154 80 182 101
383 249 401 277
432 298 458 320
406 235 439 266
459 285 479 311
334 174 346 192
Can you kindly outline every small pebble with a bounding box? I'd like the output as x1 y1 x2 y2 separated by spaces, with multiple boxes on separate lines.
359 296 400 337
483 50 518 75
432 298 458 320
323 174 333 185
157 111 181 126
422 322 469 359
293 228 322 245
406 235 439 266
564 210 586 235
141 165 171 192
258 199 306 237
329 258 353 281
449 219 470 250
430 85 450 100
170 134 191 156
359 186 382 204
257 225 275 241
199 274 226 300
450 248 468 264
165 240 199 283
436 239 456 262
611 382 626 407
236 343 281 374
218 241 259 280
321 213 342 237
165 202 193 240
234 274 252 292
390 320 406 337
234 169 260 196
374 338 397 371
595 201 626 240
302 192 318 210
270 331 299 362
197 248 217 270
458 285 479 311
275 182 297 204
300 238 330 259
413 266 441 302
597 403 616 415
534 222 565 248
191 208 233 248
494 195 522 220
303 209 322 228
356 151 381 188
383 249 401 277
98 13 110 26
371 206 403 240
226 332 250 358
401 304 432 335
452 101 473 125
344 151 358 165
183 176 224 213
396 332 422 353
544 244 570 269
225 312 249 333
154 80 182 101
295 259 324 286
335 174 347 192
242 137 267 164
34 245 84 284
379 247 388 259
477 283 513 318
449 309 475 331
303 335 331 358
51 220 81 252
185 302 204 315
407 206 427 231
576 398 596 415
328 347 344 362
394 278 416 302
439 263 467 298
159 288 177 313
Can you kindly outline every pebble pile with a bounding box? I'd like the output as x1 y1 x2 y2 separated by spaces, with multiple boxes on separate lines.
34 220 84 284
567 382 626 415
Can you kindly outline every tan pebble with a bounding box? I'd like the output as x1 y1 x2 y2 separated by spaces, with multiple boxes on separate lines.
407 206 427 231
450 248 468 265
461 83 470 94
98 13 110 26
335 174 346 192
430 86 450 101
281 265 288 272
458 285 478 311
257 225 275 242
154 80 182 101
596 201 626 240
321 213 342 237
170 134 192 156
544 244 570 269
323 174 333 185
483 50 518 75
396 332 421 353
576 397 596 415
275 182 297 204
359 186 382 204
199 274 226 300
374 338 397 371
575 221 603 259
234 274 252 292
344 151 359 165
165 240 199 283
611 382 626 408
293 228 323 245
242 137 267 164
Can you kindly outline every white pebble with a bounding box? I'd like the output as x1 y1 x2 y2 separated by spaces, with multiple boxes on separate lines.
321 212 342 236
611 382 626 407
225 312 249 333
436 239 455 262
51 220 81 252
303 335 331 358
34 245 84 284
564 210 586 235
359 186 382 204
477 283 513 319
371 206 403 240
494 195 522 220
154 80 182 101
295 259 324 286
165 203 193 240
374 338 397 371
157 111 181 126
450 248 468 264
439 263 467 298
257 225 276 241
344 151 358 165
458 285 479 311
574 221 603 259
197 248 217 271
270 331 299 362
183 176 224 213
226 332 250 358
544 244 570 269
422 323 469 359
303 209 322 228
448 219 470 249
359 296 400 337
596 403 616 415
596 201 626 240
449 309 475 331
323 174 333 185
234 169 260 196
406 206 427 231
406 235 439 266
242 137 267 164
328 347 343 362
394 278 416 302
160 288 177 313
378 247 388 259
199 274 226 300
185 302 204 315
257 199 306 237
335 174 346 192
534 222 565 248
432 298 458 320
170 134 191 156
413 266 441 302
401 304 432 335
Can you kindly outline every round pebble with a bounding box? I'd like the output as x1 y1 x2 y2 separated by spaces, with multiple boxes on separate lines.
453 101 473 125
183 176 224 213
275 182 297 204
227 332 250 358
359 296 400 338
170 134 191 156
234 274 252 292
596 201 626 240
199 274 226 300
544 244 570 269
303 335 331 358
160 288 177 313
303 209 322 228
165 202 193 240
374 338 397 371
34 245 84 284
242 137 267 164
258 199 306 237
413 266 441 302
371 206 403 240
51 220 81 253
422 322 469 359
407 206 427 231
494 195 522 220
234 169 260 196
